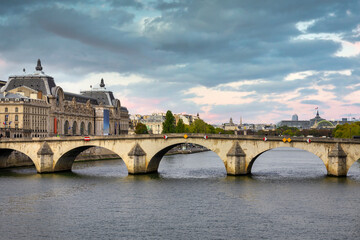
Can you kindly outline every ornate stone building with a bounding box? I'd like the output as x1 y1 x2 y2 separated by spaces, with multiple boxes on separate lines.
277 111 351 129
0 60 129 138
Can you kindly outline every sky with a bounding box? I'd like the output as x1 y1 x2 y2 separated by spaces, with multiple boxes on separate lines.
0 0 359 124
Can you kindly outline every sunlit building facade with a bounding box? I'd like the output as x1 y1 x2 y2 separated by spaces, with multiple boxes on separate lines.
0 60 129 138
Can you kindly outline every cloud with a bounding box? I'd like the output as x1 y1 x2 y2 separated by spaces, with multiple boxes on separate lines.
285 69 352 81
285 71 317 81
57 72 154 94
184 85 256 106
0 0 360 123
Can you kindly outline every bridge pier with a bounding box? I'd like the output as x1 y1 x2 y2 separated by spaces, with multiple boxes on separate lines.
127 143 147 174
226 142 249 175
327 143 348 177
36 142 55 173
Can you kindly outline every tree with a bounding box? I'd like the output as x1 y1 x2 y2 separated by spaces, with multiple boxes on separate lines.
135 123 148 134
175 118 186 133
333 122 360 138
162 110 176 133
189 119 207 133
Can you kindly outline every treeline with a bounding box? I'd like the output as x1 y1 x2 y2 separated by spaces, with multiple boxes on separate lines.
257 126 333 137
135 110 360 139
332 122 360 138
135 110 234 134
256 123 360 138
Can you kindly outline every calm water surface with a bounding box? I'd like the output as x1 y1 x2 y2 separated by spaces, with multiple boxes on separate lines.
0 148 360 240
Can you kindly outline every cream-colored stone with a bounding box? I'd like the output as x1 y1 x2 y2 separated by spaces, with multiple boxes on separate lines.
0 135 359 176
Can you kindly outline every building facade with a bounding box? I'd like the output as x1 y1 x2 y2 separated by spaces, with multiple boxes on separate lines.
277 111 352 129
0 60 129 138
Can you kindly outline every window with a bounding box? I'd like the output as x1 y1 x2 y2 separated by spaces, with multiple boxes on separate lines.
5 107 8 112
15 107 18 113
15 123 18 128
5 115 8 121
15 115 18 121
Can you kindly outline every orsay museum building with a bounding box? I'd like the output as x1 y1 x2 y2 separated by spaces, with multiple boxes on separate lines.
0 60 129 138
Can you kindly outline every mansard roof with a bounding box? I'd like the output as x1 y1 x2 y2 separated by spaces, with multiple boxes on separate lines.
80 90 115 106
1 60 125 108
0 92 29 99
64 92 98 105
3 73 56 95
0 80 6 87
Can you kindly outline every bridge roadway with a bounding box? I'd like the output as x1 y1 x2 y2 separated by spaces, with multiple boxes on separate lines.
0 134 359 176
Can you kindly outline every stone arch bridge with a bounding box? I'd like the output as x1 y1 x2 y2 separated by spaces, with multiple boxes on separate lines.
0 134 359 177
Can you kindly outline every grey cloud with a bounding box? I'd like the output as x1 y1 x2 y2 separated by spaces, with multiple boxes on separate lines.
111 0 143 9
300 100 325 106
0 0 359 122
307 3 360 36
298 89 318 96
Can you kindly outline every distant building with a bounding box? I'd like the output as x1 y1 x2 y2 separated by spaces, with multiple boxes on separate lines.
141 113 165 134
223 117 238 131
277 111 352 129
174 113 200 125
292 114 298 121
0 59 129 138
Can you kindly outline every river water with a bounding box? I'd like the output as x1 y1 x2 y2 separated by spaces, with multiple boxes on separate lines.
0 148 359 240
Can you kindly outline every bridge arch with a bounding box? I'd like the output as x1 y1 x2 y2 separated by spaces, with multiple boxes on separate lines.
146 141 224 174
53 145 126 172
0 148 36 169
246 146 328 175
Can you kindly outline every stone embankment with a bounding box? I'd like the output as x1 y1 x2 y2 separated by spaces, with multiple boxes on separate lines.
75 147 120 161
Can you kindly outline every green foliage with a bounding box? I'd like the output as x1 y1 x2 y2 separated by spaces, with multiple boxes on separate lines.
333 122 360 138
276 126 301 136
135 123 148 134
162 110 237 135
275 125 332 137
189 119 207 133
185 119 234 134
162 110 176 133
175 119 186 133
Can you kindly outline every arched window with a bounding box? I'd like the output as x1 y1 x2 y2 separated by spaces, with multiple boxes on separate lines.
64 120 69 135
72 121 77 135
5 107 8 112
88 122 92 135
15 115 18 121
80 122 85 135
15 107 18 113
